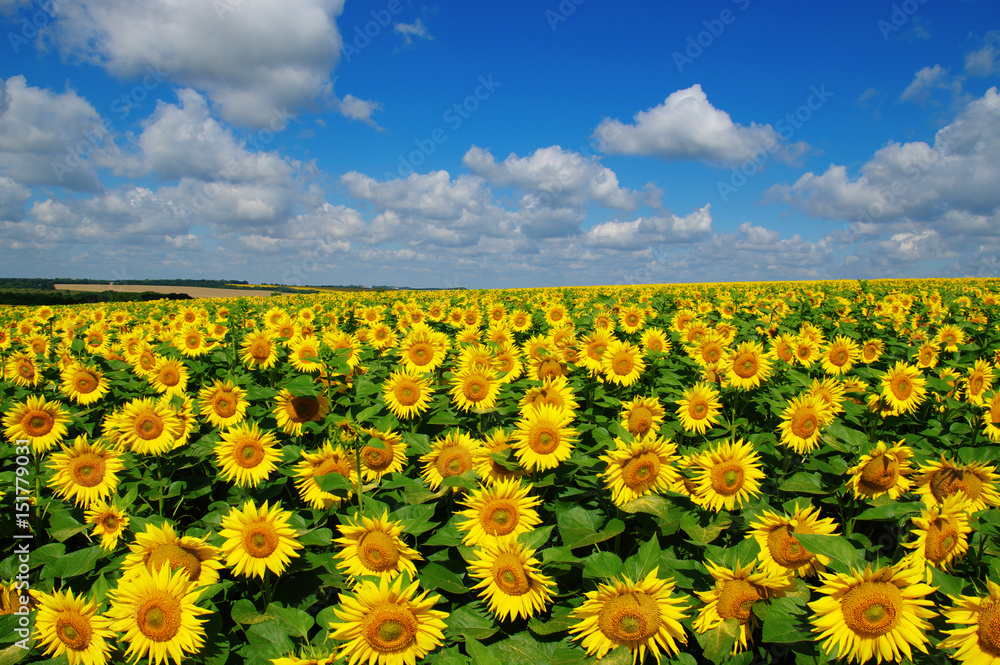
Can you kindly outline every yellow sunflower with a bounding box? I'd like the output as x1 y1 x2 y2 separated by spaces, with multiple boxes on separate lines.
599 434 680 508
115 397 183 455
748 505 840 578
518 375 578 414
473 428 527 485
692 438 765 512
107 564 211 665
512 403 577 472
3 394 71 453
983 391 1000 443
777 394 833 455
694 560 792 653
601 339 645 387
397 327 448 373
359 428 407 482
288 334 324 374
85 500 130 551
34 588 115 665
914 341 939 369
240 329 280 369
937 324 965 351
123 522 223 588
449 367 502 413
219 500 304 579
334 510 422 581
149 356 189 396
847 441 914 500
913 456 1000 512
4 350 42 387
215 422 282 488
937 579 1000 665
273 389 330 436
60 362 109 405
330 575 448 665
724 340 772 390
578 328 615 375
859 339 884 364
964 359 994 405
294 442 355 509
47 436 123 508
804 377 847 420
819 335 860 376
198 379 248 429
619 396 665 438
468 537 556 622
675 382 723 435
456 478 542 547
793 336 819 368
569 568 690 664
382 369 433 420
902 493 972 574
641 327 671 355
808 561 937 665
878 361 927 415
419 430 480 492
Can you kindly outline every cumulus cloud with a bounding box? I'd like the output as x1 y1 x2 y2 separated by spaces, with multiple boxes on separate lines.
899 65 964 105
0 176 31 221
340 170 494 223
583 205 713 250
49 0 344 127
337 94 383 129
966 31 1000 77
592 85 805 165
394 19 432 45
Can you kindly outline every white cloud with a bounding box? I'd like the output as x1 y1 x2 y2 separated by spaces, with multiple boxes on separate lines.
0 176 31 221
592 85 804 165
394 19 431 45
966 31 1000 77
50 0 344 127
337 94 383 129
340 170 493 223
899 65 963 105
583 205 713 249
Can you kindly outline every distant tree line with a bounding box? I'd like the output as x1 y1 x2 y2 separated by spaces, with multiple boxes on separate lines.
0 289 192 306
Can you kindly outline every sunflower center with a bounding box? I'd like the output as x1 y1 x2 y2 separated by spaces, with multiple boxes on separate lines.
137 592 183 642
733 353 758 378
859 455 899 493
358 531 400 572
235 440 265 468
74 371 98 393
213 392 239 418
147 543 202 579
102 514 120 531
612 352 634 376
537 357 563 380
929 468 983 503
464 377 487 401
289 397 320 422
597 592 661 643
978 601 1000 655
703 346 721 364
890 375 912 400
185 335 200 349
363 441 394 471
791 409 818 439
831 349 848 366
243 524 279 558
492 552 531 595
396 383 420 406
160 369 179 386
711 462 745 495
627 407 654 436
70 453 107 488
250 341 270 360
139 352 156 370
17 360 35 378
363 605 418 654
24 410 55 437
766 525 815 568
717 579 761 623
531 428 560 455
436 445 473 478
622 452 661 494
840 581 902 638
136 412 165 440
480 499 519 536
925 517 959 565
690 400 708 419
55 613 93 651
409 344 432 366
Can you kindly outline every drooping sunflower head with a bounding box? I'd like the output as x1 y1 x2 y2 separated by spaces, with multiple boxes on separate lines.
694 560 793 653
274 389 330 436
914 456 1000 513
419 430 481 492
619 396 665 438
294 443 355 509
847 441 914 500
47 435 124 508
334 510 422 581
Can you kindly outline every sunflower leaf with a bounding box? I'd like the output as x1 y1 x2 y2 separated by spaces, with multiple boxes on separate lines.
445 605 497 642
466 636 503 665
695 617 741 664
853 501 924 521
793 533 863 574
761 596 814 643
929 565 967 597
779 472 827 495
583 551 623 579
619 494 672 520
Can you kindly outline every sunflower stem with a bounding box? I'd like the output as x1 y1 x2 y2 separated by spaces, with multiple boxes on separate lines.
354 443 364 515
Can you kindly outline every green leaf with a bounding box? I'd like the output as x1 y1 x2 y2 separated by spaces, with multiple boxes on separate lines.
490 632 558 663
297 527 333 547
0 643 30 665
232 598 275 625
419 562 468 594
779 472 827 495
853 502 925 521
794 533 863 574
466 636 503 665
517 524 555 551
440 470 478 490
695 618 741 664
822 422 869 453
527 606 577 636
557 505 625 550
622 535 661 580
49 546 102 579
583 551 624 579
444 605 498 642
428 409 461 425
393 504 439 537
619 494 672 520
761 597 814 643
267 604 314 639
930 566 967 597
315 472 354 493
283 373 319 397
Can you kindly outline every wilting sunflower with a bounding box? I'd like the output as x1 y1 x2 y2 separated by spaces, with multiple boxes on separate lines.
294 443 355 509
330 575 448 665
123 522 223 588
694 560 792 653
512 403 577 472
601 340 645 387
879 361 927 415
382 369 433 420
456 478 542 547
107 564 211 665
219 500 303 579
819 335 860 376
198 379 248 429
619 396 665 438
913 456 1000 513
149 357 189 396
273 389 330 436
902 493 972 574
847 441 914 500
115 397 182 455
214 422 281 488
34 588 115 665
450 367 502 413
749 505 840 578
4 350 41 387
419 430 480 492
937 579 1000 665
60 362 109 405
675 382 723 435
85 500 130 550
692 438 764 512
334 510 422 581
358 429 407 482
569 568 689 663
808 561 937 665
600 435 680 508
3 394 71 453
725 340 772 390
777 394 833 455
468 538 555 622
47 436 124 508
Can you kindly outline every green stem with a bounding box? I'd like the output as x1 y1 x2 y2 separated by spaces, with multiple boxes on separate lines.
354 444 364 515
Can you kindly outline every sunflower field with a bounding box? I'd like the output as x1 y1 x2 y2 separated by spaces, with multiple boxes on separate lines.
1 278 999 665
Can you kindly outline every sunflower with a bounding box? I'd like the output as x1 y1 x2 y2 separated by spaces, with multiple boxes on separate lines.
937 579 1000 665
858 338 884 364
878 361 927 415
749 505 840 578
198 379 248 429
689 331 727 368
808 561 937 665
510 308 533 332
619 396 665 438
219 500 303 579
382 370 433 420
359 429 407 482
964 359 994 405
107 564 211 665
47 436 124 508
274 389 330 436
769 333 796 365
600 435 680 508
419 430 480 492
519 375 578 415
34 588 115 665
149 356 189 396
473 428 526 485
777 394 833 455
694 560 792 653
804 377 847 419
323 330 362 369
569 568 689 663
983 392 1000 443
294 443 355 509
578 329 615 375
675 382 723 435
60 362 109 405
601 339 645 387
512 403 577 472
793 336 819 368
85 500 130 551
449 367 501 413
115 397 182 455
819 335 859 376
725 340 772 390
397 327 448 373
641 327 671 355
847 441 914 500
529 352 568 382
214 422 281 488
334 511 422 582
913 456 1000 513
902 493 972 574
456 478 542 547
5 350 42 387
492 341 523 383
240 329 280 369
286 334 323 374
3 394 71 453
123 522 223 588
330 575 448 665
131 345 159 377
914 341 939 369
468 538 555 622
692 438 765 512
937 324 965 351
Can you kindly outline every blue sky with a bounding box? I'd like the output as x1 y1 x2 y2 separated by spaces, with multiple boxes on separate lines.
0 0 998 288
